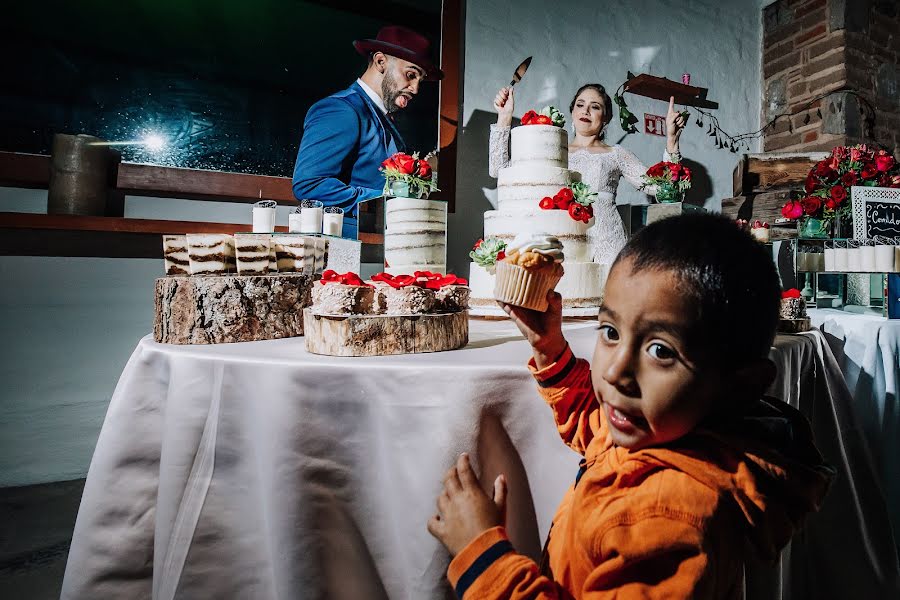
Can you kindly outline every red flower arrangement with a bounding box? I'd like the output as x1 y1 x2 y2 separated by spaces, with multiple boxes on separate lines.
381 151 438 198
371 271 467 290
640 161 691 202
538 182 596 223
320 270 372 287
521 106 565 127
782 144 900 227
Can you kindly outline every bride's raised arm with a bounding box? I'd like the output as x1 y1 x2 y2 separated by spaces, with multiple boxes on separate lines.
617 97 687 194
489 86 515 178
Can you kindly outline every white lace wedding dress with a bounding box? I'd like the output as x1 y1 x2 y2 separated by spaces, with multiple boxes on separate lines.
489 124 675 265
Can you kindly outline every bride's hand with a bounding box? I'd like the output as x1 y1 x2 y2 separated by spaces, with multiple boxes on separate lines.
494 86 515 127
666 96 686 151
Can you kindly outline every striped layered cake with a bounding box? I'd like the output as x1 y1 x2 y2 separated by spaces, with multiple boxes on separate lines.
384 197 447 275
162 235 190 276
234 234 273 275
272 235 325 273
186 234 236 276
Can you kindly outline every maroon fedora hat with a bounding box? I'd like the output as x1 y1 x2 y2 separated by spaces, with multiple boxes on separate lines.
354 25 444 81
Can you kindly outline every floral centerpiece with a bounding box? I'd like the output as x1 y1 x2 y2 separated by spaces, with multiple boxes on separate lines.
521 106 565 128
469 238 507 274
780 144 900 238
640 161 691 203
381 151 439 199
538 181 597 223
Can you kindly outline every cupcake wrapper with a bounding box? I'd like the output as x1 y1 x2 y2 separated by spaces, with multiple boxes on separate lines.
493 261 563 312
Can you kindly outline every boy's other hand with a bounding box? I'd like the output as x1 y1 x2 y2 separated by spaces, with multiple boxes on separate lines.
500 291 568 370
427 453 507 557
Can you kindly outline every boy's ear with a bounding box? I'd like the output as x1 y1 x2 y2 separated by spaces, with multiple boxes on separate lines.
732 358 777 400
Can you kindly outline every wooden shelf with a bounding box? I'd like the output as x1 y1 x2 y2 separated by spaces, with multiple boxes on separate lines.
624 74 718 109
0 212 383 258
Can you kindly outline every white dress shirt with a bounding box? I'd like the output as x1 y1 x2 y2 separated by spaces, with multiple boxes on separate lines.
356 78 387 115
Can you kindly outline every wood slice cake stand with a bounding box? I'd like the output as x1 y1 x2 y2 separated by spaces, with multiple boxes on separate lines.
154 274 315 344
777 317 812 334
303 309 469 357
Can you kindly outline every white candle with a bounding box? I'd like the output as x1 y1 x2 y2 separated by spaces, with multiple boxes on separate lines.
299 206 323 234
875 244 894 271
814 253 825 272
796 252 808 272
252 206 276 232
289 212 303 233
860 245 876 272
323 212 343 236
847 247 861 272
834 246 848 271
824 248 835 271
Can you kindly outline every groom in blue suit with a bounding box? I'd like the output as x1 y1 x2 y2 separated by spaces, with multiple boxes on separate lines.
292 26 443 238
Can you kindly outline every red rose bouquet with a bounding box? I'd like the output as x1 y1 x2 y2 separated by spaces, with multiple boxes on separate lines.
781 144 900 235
640 161 691 203
381 151 439 198
538 181 597 223
521 105 565 128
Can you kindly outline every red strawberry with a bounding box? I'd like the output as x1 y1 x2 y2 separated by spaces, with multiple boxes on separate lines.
532 115 552 125
539 196 555 210
496 250 506 262
521 110 538 125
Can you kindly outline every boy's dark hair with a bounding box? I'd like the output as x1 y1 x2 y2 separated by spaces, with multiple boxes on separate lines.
612 212 781 367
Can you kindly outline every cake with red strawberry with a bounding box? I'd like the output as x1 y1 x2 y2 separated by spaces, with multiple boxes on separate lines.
750 220 771 243
469 107 603 317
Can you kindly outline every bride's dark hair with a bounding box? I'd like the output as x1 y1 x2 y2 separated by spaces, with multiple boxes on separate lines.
570 84 613 132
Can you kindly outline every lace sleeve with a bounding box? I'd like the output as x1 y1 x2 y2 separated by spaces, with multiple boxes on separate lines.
489 124 511 178
615 146 655 195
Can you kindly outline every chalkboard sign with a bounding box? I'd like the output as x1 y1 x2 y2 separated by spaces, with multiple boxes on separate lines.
851 186 900 239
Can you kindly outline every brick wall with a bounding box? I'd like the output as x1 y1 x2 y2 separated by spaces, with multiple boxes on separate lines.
762 0 900 155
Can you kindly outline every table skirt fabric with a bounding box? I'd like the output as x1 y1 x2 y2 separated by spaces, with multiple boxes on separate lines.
61 321 900 599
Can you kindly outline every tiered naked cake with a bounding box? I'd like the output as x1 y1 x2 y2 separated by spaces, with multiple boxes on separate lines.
383 197 448 275
469 124 604 317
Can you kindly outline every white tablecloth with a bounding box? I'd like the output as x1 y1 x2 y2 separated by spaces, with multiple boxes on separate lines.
61 320 899 599
808 309 900 544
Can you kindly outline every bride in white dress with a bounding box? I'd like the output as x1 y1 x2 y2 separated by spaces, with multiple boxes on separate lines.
489 84 686 265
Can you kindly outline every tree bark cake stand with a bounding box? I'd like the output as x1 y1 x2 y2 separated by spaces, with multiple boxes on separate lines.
154 274 315 344
303 309 469 357
777 317 812 334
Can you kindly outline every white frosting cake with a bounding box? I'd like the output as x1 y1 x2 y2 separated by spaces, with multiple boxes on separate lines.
384 197 447 275
470 124 603 315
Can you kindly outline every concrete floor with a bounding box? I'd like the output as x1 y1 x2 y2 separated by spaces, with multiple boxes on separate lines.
0 479 85 600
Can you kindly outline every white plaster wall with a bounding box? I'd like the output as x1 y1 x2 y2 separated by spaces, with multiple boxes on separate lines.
450 0 766 275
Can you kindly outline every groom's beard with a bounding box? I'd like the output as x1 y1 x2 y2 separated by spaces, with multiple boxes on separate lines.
381 70 404 114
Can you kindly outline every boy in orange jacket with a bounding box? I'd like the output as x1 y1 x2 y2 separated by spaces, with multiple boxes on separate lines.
428 213 834 599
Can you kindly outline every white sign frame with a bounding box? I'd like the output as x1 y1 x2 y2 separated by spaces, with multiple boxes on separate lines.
850 186 900 239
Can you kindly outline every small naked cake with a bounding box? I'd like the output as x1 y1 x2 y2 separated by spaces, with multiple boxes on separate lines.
311 270 374 315
493 233 564 312
371 271 470 314
777 288 811 333
750 220 771 243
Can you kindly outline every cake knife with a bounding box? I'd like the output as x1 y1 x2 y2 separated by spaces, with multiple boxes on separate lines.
510 57 532 87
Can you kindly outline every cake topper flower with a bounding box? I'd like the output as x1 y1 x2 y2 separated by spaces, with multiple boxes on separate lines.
538 181 597 223
520 106 565 128
781 288 802 299
470 238 507 272
371 271 467 289
320 270 372 287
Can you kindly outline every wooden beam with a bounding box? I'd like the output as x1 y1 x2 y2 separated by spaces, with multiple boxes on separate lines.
0 152 50 189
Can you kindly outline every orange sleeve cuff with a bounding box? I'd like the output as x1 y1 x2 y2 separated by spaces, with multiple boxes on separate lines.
527 344 576 382
447 526 513 593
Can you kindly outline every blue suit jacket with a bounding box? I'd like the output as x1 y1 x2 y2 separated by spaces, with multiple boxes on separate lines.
292 82 405 238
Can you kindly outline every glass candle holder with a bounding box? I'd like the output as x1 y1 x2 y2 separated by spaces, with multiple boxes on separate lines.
299 200 324 234
846 239 862 272
874 236 894 271
252 200 277 233
824 240 835 272
322 206 344 236
833 240 849 272
860 239 876 272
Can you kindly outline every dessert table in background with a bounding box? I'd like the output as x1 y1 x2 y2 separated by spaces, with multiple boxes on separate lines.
808 308 900 543
61 320 900 600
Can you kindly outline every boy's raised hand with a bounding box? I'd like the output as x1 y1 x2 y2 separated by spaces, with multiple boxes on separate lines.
500 291 568 370
428 453 507 557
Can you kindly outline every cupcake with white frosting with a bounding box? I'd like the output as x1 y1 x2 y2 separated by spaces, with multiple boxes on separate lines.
493 233 565 312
